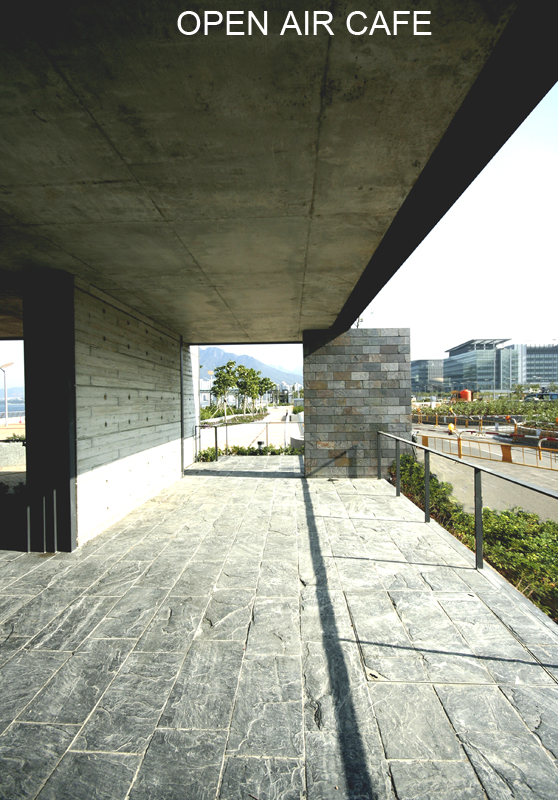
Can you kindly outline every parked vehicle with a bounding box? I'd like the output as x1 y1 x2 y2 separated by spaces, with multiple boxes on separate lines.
523 392 558 401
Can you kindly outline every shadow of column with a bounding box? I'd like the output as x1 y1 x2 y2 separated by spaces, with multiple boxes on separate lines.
301 479 378 798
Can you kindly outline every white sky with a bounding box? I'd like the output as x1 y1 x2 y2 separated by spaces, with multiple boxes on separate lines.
2 82 556 388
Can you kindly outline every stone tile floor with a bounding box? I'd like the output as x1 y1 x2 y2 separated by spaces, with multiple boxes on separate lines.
1 455 558 799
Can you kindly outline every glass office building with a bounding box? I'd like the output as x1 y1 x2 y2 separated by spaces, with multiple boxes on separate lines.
443 339 517 391
411 359 444 393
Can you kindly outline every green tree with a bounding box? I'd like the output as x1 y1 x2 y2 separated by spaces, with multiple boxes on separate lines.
258 376 275 408
236 367 261 413
210 360 238 419
236 365 260 414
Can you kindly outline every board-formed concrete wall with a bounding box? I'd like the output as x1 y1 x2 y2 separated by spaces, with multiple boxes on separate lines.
304 328 411 478
74 281 197 544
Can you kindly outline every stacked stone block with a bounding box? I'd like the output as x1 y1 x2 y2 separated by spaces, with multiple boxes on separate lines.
304 328 411 477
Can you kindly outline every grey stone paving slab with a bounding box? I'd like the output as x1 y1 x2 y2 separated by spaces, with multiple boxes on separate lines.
477 588 558 647
160 640 244 730
417 564 472 592
0 635 29 667
215 560 261 591
500 685 558 760
0 593 33 623
197 588 254 641
2 559 72 592
299 587 355 642
258 560 300 596
374 562 429 591
529 644 558 680
365 654 428 683
0 588 84 640
389 760 485 800
19 639 135 725
1 460 557 798
72 652 183 753
172 560 224 595
219 756 305 800
37 751 141 800
389 590 475 653
344 590 413 664
227 655 303 758
90 587 168 638
128 729 227 800
29 596 118 652
436 685 558 799
135 594 207 652
48 556 114 588
137 552 190 588
298 555 341 590
85 560 150 597
0 650 69 734
369 683 462 761
304 730 394 800
302 639 380 740
333 556 385 591
0 722 78 800
247 596 301 656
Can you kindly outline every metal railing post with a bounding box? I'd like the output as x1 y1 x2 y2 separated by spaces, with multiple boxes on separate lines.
376 430 381 479
474 467 483 569
395 439 400 496
424 450 430 523
214 426 219 462
266 422 269 446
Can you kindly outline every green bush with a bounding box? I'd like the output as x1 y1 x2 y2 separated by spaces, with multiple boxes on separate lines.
4 433 26 443
292 405 304 415
433 398 558 427
197 444 304 461
201 411 268 426
389 455 558 621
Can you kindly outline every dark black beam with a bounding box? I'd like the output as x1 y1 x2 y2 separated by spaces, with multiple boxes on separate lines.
24 270 77 552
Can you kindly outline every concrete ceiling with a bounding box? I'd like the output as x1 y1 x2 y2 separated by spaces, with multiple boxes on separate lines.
0 1 554 343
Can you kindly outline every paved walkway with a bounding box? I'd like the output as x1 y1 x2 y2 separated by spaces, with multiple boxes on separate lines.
1 456 558 799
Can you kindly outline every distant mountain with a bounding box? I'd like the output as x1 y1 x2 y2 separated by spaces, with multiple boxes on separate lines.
199 347 302 386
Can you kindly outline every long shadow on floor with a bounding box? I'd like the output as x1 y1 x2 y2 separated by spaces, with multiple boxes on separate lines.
301 479 379 798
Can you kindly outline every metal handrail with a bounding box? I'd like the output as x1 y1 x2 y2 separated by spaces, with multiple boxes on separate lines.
194 419 299 461
377 430 558 570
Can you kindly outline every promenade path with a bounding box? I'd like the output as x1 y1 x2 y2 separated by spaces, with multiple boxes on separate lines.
1 456 557 799
198 407 300 452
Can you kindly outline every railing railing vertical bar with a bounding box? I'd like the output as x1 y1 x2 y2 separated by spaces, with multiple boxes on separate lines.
474 467 483 569
376 430 381 479
395 439 400 496
214 425 218 462
424 450 430 523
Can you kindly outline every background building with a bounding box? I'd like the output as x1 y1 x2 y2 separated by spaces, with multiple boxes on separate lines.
412 339 558 394
510 343 558 385
411 359 444 394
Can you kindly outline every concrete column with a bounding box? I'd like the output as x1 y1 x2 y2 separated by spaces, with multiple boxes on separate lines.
303 328 411 478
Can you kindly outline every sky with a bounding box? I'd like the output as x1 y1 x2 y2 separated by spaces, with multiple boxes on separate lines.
1 82 556 388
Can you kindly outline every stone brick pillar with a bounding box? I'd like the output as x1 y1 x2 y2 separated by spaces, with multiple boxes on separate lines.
303 328 411 478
